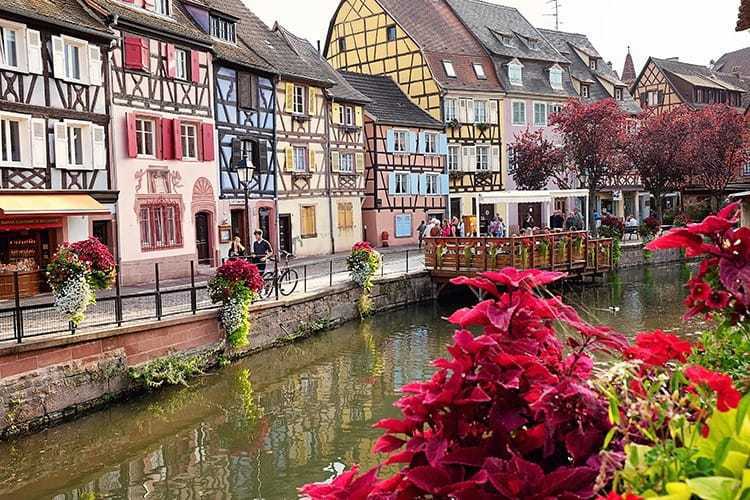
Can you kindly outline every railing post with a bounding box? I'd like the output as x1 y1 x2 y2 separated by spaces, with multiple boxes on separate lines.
405 249 409 273
190 261 197 314
13 271 22 343
510 238 516 268
530 236 535 269
455 238 460 272
274 259 280 301
594 241 600 273
115 265 123 327
484 239 488 271
551 235 556 270
568 235 574 270
155 263 162 320
329 260 333 287
303 265 308 293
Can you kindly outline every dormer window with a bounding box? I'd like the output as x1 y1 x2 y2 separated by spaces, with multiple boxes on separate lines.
581 84 590 98
154 0 170 16
473 63 486 80
491 30 513 47
615 87 623 101
508 59 523 86
525 37 539 51
589 59 597 71
443 60 456 78
211 16 236 43
549 65 563 90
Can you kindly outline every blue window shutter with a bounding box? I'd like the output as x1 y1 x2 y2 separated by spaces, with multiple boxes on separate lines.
388 173 397 195
409 132 418 153
418 174 427 195
440 174 449 195
438 134 448 155
418 132 426 153
409 173 419 194
386 129 395 153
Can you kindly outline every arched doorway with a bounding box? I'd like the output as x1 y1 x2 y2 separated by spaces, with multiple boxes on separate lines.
195 212 211 264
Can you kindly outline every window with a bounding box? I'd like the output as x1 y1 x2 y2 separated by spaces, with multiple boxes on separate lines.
549 103 563 116
340 153 354 173
615 87 624 101
210 16 236 43
473 63 486 80
424 132 437 154
301 205 316 237
154 0 169 15
338 37 346 52
139 202 182 250
525 37 539 50
386 25 397 42
495 31 513 46
393 130 408 153
64 41 81 81
443 60 456 78
550 66 563 90
175 49 188 80
337 202 354 230
393 172 410 194
474 100 488 124
534 102 547 126
293 85 305 114
448 145 459 171
512 101 526 125
67 126 84 166
425 174 439 195
581 85 590 98
292 146 307 172
744 163 750 177
135 118 155 157
339 105 354 126
476 145 490 171
444 98 457 122
240 139 254 168
589 59 597 71
181 123 197 160
508 61 523 86
647 90 659 106
1 26 20 69
0 117 22 164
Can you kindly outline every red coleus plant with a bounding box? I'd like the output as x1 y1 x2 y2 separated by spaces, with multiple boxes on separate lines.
300 268 627 499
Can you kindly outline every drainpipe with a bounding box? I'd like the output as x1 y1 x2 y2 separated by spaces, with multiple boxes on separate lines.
325 96 335 255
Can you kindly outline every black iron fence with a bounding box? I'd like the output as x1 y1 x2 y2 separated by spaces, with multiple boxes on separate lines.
0 249 423 344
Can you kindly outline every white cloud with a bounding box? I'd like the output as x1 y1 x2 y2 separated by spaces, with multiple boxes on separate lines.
244 0 750 77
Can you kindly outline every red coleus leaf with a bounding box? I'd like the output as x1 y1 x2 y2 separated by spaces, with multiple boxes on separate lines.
373 434 406 454
405 465 452 494
645 228 707 257
450 275 502 299
373 418 413 435
479 267 567 290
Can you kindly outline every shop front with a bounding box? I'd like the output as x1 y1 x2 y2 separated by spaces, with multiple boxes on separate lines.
0 193 110 298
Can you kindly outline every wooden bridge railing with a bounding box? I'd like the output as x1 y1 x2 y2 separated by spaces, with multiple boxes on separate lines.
424 231 613 277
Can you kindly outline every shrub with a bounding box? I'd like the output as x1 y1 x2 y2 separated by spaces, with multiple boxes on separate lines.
637 216 661 242
347 242 381 318
128 354 205 389
208 259 264 348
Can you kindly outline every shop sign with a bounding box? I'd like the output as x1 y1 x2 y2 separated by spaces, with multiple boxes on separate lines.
0 217 63 231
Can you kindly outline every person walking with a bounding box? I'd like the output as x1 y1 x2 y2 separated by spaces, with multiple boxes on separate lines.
417 220 427 249
498 218 507 238
250 229 274 273
228 236 246 259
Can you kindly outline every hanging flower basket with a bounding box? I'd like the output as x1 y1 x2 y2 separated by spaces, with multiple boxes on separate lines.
209 259 265 349
346 242 381 318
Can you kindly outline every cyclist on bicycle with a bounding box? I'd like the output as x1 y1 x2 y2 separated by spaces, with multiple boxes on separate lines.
251 229 273 273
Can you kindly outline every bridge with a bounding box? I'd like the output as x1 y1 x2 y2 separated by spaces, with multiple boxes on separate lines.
423 231 614 288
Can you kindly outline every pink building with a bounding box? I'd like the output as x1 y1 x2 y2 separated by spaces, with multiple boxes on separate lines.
342 72 447 247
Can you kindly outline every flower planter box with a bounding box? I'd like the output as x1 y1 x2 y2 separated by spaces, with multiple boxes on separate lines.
0 271 43 299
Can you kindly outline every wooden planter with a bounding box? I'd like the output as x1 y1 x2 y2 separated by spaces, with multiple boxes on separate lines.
0 271 43 300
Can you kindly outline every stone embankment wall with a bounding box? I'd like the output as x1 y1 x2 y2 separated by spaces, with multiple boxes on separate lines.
618 242 683 269
0 272 434 438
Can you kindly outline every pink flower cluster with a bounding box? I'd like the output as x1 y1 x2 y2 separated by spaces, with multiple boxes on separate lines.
216 259 264 293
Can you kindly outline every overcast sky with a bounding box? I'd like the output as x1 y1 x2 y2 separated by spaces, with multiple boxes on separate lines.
245 0 750 76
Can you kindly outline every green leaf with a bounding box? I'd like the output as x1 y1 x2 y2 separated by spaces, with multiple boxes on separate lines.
603 426 618 450
736 395 750 432
685 477 741 500
718 451 749 479
608 396 620 425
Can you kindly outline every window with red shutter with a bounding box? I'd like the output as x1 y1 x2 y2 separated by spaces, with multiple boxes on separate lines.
161 119 174 160
201 123 214 162
173 118 183 160
166 44 176 79
140 38 150 71
126 113 138 158
123 36 144 70
190 51 200 83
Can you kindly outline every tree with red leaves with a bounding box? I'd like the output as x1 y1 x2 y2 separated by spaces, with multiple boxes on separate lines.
688 104 750 210
550 99 629 233
509 128 569 190
626 106 693 223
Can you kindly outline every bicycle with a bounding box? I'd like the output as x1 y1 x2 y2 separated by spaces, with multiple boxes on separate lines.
258 251 299 300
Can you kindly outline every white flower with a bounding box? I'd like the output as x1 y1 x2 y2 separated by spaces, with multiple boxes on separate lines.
221 296 249 334
52 274 94 325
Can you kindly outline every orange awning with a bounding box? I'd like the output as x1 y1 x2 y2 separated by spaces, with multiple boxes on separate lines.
0 194 109 216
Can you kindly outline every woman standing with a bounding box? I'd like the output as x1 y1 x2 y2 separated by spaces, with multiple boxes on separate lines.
228 236 246 259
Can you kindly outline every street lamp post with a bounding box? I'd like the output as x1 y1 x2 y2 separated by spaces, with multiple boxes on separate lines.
231 158 252 249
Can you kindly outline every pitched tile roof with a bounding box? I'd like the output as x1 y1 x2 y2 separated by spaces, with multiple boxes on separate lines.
539 29 640 115
1 0 111 37
375 0 502 92
713 46 750 78
340 71 443 129
621 47 636 86
275 25 369 103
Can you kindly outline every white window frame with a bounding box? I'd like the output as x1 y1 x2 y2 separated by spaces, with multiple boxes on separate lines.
67 125 85 167
744 163 750 177
648 90 659 106
476 145 490 171
343 106 354 126
424 132 437 154
154 0 170 16
135 117 156 158
444 97 457 122
393 129 408 154
181 123 197 160
474 100 488 124
511 101 526 125
615 87 624 101
443 60 456 78
589 59 597 71
340 152 354 173
62 36 88 84
210 16 236 43
425 173 440 195
293 85 305 115
550 66 563 90
508 61 523 86
448 145 459 171
0 112 29 167
293 146 307 172
581 85 590 98
548 103 563 117
473 63 486 80
533 102 547 127
175 48 188 81
393 171 410 195
0 21 25 72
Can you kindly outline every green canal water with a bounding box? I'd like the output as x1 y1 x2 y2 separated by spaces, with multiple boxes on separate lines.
0 264 698 500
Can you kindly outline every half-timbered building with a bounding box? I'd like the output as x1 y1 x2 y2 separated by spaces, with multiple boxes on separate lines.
342 72 447 247
83 0 218 284
324 0 504 235
0 0 116 291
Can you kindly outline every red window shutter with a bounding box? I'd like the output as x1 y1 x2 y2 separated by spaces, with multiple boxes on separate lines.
173 119 183 160
126 113 137 158
190 50 200 83
123 36 143 70
140 38 150 71
166 44 176 79
161 119 174 160
201 122 214 162
155 118 163 159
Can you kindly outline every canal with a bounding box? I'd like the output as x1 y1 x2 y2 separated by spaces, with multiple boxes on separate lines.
0 264 699 499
